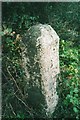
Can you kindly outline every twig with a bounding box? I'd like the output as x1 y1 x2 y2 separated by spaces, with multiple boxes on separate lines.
14 93 34 117
2 71 11 88
2 71 9 82
76 105 80 110
9 103 16 116
7 67 24 99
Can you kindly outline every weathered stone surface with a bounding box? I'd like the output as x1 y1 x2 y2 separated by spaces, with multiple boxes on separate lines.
22 24 60 117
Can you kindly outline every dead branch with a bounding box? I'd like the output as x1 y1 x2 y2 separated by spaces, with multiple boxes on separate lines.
9 103 16 116
7 67 24 99
14 93 34 118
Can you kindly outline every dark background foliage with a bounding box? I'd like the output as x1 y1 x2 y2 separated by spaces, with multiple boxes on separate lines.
2 2 80 119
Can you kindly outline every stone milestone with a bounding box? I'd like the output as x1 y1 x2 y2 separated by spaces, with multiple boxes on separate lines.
22 24 60 117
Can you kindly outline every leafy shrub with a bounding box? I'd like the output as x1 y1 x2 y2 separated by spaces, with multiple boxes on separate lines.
2 29 36 118
53 40 80 119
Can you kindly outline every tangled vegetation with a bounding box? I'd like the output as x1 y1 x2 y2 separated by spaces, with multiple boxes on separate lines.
2 2 80 119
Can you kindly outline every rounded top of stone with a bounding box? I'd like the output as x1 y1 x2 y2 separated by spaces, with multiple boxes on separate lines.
28 24 59 40
23 24 59 48
31 24 60 48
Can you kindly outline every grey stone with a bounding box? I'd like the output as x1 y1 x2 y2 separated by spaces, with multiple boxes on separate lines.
22 24 60 117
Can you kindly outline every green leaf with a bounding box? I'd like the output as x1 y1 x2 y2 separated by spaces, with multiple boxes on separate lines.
73 107 78 113
74 88 78 93
0 31 4 36
70 98 74 104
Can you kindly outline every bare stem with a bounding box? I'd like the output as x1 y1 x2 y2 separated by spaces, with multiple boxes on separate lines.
9 103 16 116
14 93 34 117
7 68 24 99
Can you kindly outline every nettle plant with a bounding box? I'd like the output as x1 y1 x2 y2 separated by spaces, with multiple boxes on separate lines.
59 40 80 118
